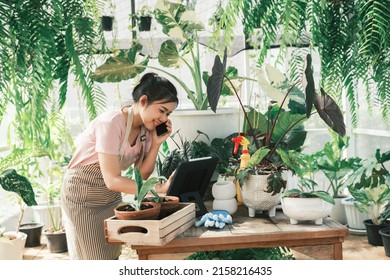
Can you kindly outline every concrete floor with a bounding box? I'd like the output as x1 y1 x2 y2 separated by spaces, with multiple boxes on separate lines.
22 232 389 260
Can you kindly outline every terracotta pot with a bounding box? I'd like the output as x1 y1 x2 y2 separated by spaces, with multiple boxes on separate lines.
114 202 161 220
159 196 180 219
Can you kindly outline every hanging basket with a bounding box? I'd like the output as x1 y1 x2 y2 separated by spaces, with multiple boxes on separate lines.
138 16 152 32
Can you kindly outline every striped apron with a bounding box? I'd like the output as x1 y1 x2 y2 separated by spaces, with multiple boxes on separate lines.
61 107 145 260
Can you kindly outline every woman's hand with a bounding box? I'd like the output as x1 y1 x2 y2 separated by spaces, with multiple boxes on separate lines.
155 170 176 194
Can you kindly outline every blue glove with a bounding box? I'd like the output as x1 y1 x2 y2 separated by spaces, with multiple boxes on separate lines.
195 210 232 229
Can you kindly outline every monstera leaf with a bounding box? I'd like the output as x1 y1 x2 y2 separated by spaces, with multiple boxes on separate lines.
0 169 37 206
92 43 148 83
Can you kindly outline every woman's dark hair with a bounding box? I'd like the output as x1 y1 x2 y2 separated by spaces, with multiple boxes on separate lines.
132 72 178 105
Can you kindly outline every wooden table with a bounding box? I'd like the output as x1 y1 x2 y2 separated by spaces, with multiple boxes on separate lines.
131 203 349 260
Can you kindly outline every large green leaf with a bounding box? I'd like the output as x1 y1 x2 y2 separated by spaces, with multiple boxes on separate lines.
92 43 148 83
0 169 37 206
155 0 204 41
158 40 180 68
271 111 306 143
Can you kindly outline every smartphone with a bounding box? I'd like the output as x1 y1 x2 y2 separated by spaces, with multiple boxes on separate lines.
156 122 168 136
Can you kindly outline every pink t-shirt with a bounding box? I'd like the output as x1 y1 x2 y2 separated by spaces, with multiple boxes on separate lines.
68 109 151 169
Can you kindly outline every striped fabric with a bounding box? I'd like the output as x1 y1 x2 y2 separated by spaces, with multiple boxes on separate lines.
61 163 123 260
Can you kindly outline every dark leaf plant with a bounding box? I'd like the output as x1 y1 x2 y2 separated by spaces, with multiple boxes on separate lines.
207 52 346 196
343 149 390 225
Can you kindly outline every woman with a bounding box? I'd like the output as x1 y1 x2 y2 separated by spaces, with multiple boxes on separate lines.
61 73 178 260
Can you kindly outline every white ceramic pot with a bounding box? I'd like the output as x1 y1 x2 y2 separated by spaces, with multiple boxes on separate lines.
241 174 282 217
0 231 27 260
330 197 348 225
341 197 370 230
212 198 238 215
212 181 236 200
281 197 333 225
212 180 237 215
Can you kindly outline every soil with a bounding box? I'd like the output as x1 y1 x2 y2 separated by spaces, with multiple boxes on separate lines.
120 203 153 212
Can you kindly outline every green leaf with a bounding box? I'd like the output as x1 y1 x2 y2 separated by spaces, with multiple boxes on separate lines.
158 40 180 68
92 43 148 83
0 169 37 206
248 147 271 167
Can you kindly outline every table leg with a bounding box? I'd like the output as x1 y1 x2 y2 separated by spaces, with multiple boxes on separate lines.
333 242 343 260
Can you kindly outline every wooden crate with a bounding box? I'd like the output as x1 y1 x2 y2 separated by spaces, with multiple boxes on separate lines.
104 203 195 246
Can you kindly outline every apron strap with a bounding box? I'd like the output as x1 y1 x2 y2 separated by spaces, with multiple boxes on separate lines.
119 106 146 168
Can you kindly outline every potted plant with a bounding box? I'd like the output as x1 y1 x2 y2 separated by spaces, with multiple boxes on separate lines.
136 5 153 32
343 148 390 245
35 183 68 253
379 204 390 256
316 134 361 224
0 168 37 259
114 168 162 220
101 1 115 31
208 52 346 218
281 149 336 225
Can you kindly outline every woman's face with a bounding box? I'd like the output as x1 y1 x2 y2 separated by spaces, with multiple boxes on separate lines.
140 99 177 131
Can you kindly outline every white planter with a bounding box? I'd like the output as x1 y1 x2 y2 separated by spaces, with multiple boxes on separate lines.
341 197 370 230
281 197 333 225
241 174 282 217
212 180 237 215
0 231 27 260
167 108 241 148
330 197 348 225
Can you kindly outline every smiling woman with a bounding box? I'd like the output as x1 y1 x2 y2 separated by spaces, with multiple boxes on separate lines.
60 72 179 260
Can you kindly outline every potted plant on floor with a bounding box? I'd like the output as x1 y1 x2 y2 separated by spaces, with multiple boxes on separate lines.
37 183 68 253
379 204 390 256
114 168 162 220
316 134 361 224
0 168 37 259
343 148 390 245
